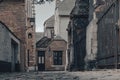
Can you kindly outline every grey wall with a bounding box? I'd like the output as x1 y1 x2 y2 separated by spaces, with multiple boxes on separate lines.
0 22 20 72
0 23 11 62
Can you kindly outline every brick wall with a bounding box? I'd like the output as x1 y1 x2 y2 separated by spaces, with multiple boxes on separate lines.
0 1 26 71
45 40 67 71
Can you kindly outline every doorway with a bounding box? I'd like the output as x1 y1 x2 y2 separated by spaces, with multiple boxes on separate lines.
11 39 19 72
38 51 45 71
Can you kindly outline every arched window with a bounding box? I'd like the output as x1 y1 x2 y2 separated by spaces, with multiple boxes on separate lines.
28 33 32 39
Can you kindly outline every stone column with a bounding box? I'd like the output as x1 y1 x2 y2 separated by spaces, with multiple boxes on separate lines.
68 0 89 71
25 0 36 72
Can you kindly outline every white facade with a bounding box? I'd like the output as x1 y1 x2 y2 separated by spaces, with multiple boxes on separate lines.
54 0 75 42
54 9 60 36
44 15 54 38
54 15 70 41
86 17 98 62
85 0 98 62
44 28 54 38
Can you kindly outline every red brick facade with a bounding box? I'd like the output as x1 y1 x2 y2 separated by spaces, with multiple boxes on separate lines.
36 38 67 71
45 40 67 71
25 0 36 71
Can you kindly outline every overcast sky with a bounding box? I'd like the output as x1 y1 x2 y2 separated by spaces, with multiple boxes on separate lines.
35 1 55 32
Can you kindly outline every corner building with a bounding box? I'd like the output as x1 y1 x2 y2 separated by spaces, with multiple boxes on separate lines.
0 0 36 71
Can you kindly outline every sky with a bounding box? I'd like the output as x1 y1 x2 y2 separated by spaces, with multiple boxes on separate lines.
35 1 55 32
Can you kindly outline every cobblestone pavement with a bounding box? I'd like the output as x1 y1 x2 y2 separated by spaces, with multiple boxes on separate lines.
0 70 120 80
0 71 79 80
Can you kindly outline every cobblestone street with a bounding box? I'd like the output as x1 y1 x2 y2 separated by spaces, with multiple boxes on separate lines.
0 70 120 80
0 71 79 80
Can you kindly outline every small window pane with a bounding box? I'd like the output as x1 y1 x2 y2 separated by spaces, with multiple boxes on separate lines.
39 57 41 64
53 51 63 65
42 57 44 64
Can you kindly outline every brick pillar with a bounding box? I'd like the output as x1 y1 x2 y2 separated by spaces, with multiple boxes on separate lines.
25 0 36 71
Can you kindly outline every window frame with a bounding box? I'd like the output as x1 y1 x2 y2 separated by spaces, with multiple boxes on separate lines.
53 51 63 65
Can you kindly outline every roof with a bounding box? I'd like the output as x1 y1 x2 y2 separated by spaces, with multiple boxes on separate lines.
53 35 67 43
36 37 52 48
35 32 44 43
44 15 54 28
36 35 66 48
57 0 76 16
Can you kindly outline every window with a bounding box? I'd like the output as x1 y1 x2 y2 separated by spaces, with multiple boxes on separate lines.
51 30 54 38
53 51 63 65
38 56 44 64
28 33 32 39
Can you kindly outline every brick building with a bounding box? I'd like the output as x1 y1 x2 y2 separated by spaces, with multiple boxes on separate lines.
0 0 36 71
36 15 67 71
36 36 67 71
0 0 26 71
25 0 36 71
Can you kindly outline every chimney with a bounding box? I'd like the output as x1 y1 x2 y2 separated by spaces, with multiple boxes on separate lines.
55 0 62 8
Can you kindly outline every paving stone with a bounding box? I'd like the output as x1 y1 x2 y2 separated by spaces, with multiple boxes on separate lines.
1 70 120 80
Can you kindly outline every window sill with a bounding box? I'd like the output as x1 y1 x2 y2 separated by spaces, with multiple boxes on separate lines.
51 65 64 67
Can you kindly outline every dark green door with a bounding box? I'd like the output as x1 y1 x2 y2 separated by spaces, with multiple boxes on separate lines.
38 51 45 71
